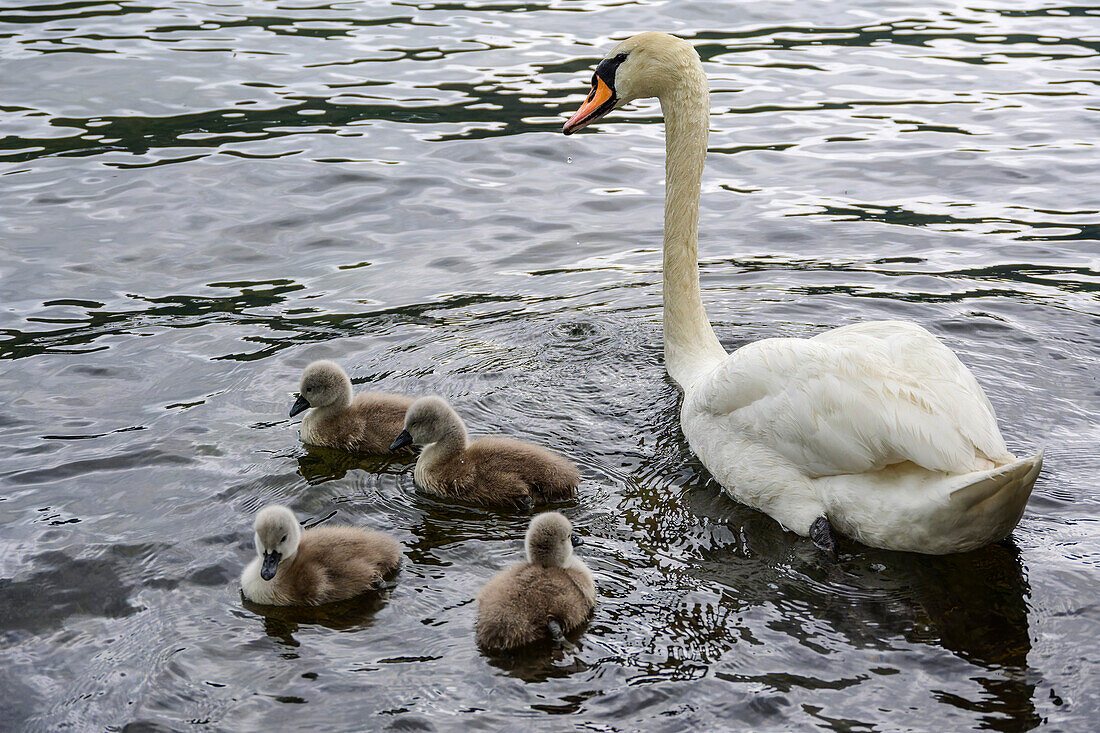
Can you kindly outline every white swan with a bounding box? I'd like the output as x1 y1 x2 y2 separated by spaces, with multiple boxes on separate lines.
563 32 1042 554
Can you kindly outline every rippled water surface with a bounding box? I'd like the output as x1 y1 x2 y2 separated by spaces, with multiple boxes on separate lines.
2 0 1099 730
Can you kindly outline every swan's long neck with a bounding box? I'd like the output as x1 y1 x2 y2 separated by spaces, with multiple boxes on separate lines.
659 73 726 390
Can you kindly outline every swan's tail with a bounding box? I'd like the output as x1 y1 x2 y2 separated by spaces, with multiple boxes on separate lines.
948 450 1043 544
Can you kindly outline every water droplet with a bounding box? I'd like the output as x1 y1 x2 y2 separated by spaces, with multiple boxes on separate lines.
566 156 573 164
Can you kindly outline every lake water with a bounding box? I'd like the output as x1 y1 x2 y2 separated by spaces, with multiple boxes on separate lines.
1 1 1098 730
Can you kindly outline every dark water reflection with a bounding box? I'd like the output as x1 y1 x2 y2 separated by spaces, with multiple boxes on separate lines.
1 0 1098 730
244 590 395 647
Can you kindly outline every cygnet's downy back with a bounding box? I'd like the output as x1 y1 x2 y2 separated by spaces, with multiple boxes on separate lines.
290 360 413 455
475 512 596 651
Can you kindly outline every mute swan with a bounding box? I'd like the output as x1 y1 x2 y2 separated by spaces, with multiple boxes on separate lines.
289 360 414 454
563 32 1042 554
476 512 595 650
240 505 403 606
389 396 580 507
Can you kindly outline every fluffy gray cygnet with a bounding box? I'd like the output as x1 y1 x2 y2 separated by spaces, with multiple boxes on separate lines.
240 505 403 606
290 360 413 454
476 512 596 650
389 396 580 507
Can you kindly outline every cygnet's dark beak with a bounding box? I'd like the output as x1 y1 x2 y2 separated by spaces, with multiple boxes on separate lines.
289 394 310 417
570 534 584 547
389 429 413 452
260 550 281 581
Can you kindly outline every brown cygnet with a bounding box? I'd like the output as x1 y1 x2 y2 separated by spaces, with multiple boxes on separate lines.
476 512 596 650
289 360 413 454
240 505 403 606
389 396 580 507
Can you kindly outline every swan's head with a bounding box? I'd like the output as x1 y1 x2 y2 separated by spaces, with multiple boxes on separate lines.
525 511 583 568
389 395 463 451
563 32 701 135
253 505 302 581
290 360 353 416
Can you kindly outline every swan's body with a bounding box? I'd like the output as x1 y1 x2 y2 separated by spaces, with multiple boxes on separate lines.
564 32 1042 554
241 505 403 606
682 320 1041 552
390 396 579 507
290 360 413 454
476 512 595 650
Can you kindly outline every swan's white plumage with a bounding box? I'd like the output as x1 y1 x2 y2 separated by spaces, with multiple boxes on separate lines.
689 321 1011 479
573 32 1042 553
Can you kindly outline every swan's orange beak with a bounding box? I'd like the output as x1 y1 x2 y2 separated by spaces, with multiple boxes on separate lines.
563 75 616 135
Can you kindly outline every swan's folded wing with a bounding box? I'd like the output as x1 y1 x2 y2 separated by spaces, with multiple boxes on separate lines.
689 321 1010 477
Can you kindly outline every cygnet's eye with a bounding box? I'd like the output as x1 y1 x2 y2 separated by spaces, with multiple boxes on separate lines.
281 534 288 543
305 387 312 393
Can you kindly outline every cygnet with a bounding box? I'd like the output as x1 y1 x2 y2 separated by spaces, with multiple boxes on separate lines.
240 505 403 606
389 396 580 507
290 360 413 454
476 511 596 650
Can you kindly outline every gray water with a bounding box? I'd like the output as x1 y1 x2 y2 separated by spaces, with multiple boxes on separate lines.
1 1 1098 730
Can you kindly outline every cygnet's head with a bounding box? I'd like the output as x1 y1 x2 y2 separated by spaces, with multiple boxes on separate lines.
290 360 353 417
252 505 303 581
525 512 583 568
389 395 463 451
563 32 701 135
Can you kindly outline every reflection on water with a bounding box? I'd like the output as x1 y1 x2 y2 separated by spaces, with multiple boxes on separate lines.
1 0 1098 730
485 640 594 685
0 548 145 634
296 443 413 485
245 590 394 648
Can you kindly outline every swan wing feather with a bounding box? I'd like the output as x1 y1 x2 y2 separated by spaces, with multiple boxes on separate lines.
690 320 1010 478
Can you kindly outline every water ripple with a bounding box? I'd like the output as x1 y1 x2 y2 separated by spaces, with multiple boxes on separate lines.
1 0 1097 730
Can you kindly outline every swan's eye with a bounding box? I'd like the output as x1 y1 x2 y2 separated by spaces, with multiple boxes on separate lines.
281 534 287 543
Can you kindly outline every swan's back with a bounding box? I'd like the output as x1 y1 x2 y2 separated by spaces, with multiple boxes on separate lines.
687 320 1011 478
